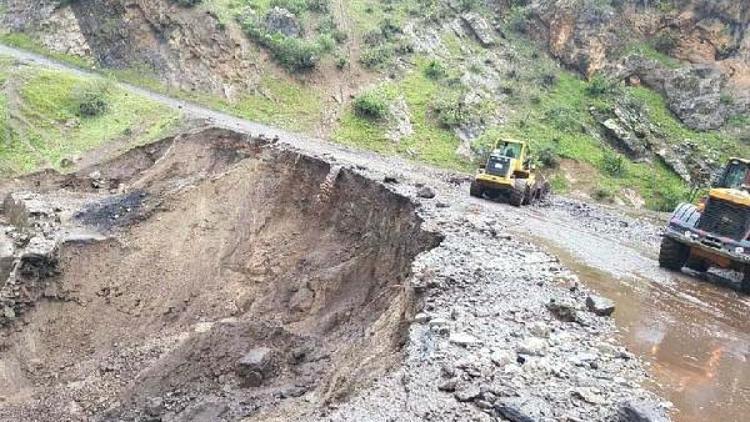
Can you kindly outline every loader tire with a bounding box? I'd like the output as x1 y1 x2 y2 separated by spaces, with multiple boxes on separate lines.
685 258 709 273
658 236 689 271
470 180 484 198
509 179 527 207
742 267 750 294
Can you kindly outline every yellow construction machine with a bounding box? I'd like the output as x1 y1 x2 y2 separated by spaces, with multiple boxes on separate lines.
470 139 549 206
660 158 750 292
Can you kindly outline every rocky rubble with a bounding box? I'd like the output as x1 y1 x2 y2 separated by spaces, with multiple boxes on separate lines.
0 191 106 326
322 185 668 421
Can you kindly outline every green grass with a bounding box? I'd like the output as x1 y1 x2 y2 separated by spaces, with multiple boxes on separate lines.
334 59 471 171
624 42 681 69
211 75 324 131
0 61 182 176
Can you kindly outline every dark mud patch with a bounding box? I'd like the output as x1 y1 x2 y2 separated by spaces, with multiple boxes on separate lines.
74 190 150 231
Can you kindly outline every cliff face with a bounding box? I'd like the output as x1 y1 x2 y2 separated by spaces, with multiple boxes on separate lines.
2 0 256 97
520 0 749 130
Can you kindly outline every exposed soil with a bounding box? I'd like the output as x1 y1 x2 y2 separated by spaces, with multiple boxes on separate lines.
0 128 440 421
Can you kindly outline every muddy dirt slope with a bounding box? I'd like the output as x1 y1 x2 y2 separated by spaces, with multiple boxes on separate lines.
0 128 441 421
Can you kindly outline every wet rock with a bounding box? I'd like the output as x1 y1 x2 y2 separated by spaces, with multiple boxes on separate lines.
438 378 457 392
386 96 413 143
546 299 578 322
0 234 13 281
454 384 481 402
586 295 615 317
236 347 275 387
573 387 604 405
490 349 515 367
413 312 430 323
264 7 301 38
417 186 436 199
145 397 164 417
527 321 550 338
494 396 551 422
617 399 669 422
516 337 547 356
461 13 496 47
449 332 479 347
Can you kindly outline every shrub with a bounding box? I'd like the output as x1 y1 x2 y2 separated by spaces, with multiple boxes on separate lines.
71 80 110 117
424 60 446 80
359 45 394 69
242 20 322 71
586 73 618 97
593 187 613 202
431 94 467 127
354 89 389 119
335 53 349 69
171 0 202 6
652 31 678 54
601 150 626 177
538 147 560 169
269 0 307 14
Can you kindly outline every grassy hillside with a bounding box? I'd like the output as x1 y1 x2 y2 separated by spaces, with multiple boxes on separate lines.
1 0 748 211
0 56 182 176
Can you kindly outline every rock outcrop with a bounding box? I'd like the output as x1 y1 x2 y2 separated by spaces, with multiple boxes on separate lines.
2 0 256 97
518 0 750 130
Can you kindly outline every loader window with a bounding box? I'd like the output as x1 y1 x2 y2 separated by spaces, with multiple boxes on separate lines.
498 142 521 159
718 161 750 189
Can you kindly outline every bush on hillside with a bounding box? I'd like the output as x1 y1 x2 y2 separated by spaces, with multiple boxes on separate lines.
354 90 389 119
71 80 110 117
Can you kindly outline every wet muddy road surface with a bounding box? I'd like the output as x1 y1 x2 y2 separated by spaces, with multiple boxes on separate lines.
512 201 750 422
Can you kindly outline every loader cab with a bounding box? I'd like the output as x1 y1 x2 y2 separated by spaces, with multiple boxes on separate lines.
715 159 750 191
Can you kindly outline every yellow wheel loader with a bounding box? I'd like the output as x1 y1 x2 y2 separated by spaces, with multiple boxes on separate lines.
660 158 750 293
469 139 549 206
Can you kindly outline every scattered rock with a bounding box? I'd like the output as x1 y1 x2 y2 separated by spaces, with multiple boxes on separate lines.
573 387 604 405
449 332 480 347
413 312 430 323
417 186 436 199
454 384 481 402
145 397 164 417
438 378 457 392
264 7 301 38
236 347 276 387
495 396 551 422
461 13 496 47
516 337 547 356
546 299 579 322
617 399 669 422
586 295 616 317
490 349 515 367
527 321 550 338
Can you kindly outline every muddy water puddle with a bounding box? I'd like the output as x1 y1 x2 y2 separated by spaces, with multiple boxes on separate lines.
518 212 750 421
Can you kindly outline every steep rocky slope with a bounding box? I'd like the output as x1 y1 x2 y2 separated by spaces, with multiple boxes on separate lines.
1 0 748 210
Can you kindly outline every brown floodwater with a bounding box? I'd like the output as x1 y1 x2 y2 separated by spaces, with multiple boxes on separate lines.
517 209 750 422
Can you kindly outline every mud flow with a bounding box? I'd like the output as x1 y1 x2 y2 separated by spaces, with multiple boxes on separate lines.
0 128 441 421
521 208 750 422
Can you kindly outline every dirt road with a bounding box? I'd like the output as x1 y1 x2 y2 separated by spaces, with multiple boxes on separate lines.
1 43 748 421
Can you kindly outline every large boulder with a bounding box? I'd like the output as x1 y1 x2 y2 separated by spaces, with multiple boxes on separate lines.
461 13 497 47
264 7 302 38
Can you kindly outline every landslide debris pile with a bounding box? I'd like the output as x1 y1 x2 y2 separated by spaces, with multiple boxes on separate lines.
0 128 441 421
